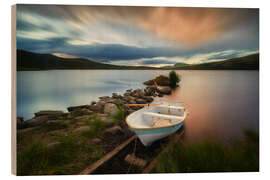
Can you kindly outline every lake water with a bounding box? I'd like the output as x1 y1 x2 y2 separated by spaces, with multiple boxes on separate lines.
17 70 259 142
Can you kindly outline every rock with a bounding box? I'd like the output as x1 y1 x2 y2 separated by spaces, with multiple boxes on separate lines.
67 105 90 112
34 110 65 117
127 109 135 115
129 100 136 104
92 138 102 144
125 154 147 167
17 117 24 124
157 86 172 95
48 142 60 148
91 101 96 105
47 129 68 136
104 125 123 135
132 89 144 98
97 113 114 127
144 75 170 86
97 100 106 106
99 96 110 100
88 105 101 112
74 115 92 121
104 103 118 116
17 126 39 134
74 126 91 133
136 98 147 104
124 95 135 102
143 96 154 103
144 86 156 96
26 115 57 127
158 93 164 97
112 93 119 98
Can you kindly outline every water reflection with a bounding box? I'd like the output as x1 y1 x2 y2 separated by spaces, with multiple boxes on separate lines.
17 70 259 142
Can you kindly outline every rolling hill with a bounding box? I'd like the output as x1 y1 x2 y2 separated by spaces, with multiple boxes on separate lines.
169 53 259 70
16 50 259 71
16 50 156 71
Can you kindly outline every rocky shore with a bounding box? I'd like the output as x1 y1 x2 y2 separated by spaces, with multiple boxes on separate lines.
16 74 177 175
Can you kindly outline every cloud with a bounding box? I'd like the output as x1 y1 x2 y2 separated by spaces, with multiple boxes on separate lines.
17 5 259 47
16 5 259 67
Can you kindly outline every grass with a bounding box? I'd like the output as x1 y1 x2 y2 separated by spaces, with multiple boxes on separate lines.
72 109 92 117
40 122 68 131
81 116 105 138
111 106 126 125
17 134 105 175
152 130 259 173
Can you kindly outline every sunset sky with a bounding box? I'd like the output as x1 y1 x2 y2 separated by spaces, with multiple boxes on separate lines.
16 5 259 67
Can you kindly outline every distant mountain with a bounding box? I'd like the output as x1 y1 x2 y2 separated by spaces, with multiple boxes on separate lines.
168 53 259 70
17 50 259 71
16 50 156 71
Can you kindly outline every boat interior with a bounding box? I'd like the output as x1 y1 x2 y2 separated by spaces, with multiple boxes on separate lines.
127 104 186 129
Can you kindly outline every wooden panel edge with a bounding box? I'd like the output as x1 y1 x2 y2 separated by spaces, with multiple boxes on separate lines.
11 4 17 175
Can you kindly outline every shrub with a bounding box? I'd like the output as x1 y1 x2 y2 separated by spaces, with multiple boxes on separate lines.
81 116 105 138
153 130 259 173
72 109 92 117
111 106 126 125
169 71 180 88
17 141 49 175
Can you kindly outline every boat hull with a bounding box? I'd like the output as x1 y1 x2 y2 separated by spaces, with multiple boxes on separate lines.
133 121 184 146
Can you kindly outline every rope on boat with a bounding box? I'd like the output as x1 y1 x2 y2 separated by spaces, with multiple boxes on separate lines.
126 136 138 174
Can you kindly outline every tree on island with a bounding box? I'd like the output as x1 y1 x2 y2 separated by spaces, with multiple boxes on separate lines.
169 71 180 89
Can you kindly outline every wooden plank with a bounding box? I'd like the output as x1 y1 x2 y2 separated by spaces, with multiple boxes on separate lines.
142 130 185 173
79 135 136 175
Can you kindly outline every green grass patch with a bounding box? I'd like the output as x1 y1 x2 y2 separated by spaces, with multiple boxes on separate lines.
81 116 105 138
153 130 259 173
72 109 92 117
40 122 68 132
17 134 105 175
111 106 126 125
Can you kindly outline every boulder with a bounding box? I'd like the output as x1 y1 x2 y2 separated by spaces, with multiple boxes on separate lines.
136 98 147 104
34 110 65 117
74 115 92 121
157 86 172 95
112 93 120 98
97 113 114 127
124 95 135 102
88 105 101 112
125 154 147 167
143 96 154 103
74 126 91 133
104 103 118 116
26 115 58 127
92 138 102 144
104 125 123 135
99 96 110 100
67 105 90 112
143 75 170 86
48 142 61 148
91 101 96 105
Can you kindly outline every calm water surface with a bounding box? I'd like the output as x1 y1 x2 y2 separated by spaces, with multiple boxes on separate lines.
17 70 259 142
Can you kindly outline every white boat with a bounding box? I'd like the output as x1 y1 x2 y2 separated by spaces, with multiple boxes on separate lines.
126 101 187 146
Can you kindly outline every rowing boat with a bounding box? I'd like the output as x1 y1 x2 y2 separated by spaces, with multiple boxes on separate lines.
125 101 187 146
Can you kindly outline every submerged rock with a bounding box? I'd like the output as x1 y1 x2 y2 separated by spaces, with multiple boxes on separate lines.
157 86 172 95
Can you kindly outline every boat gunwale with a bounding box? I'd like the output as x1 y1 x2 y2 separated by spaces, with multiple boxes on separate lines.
125 108 187 131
